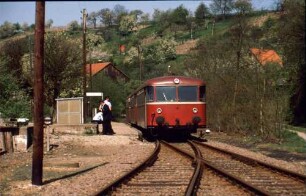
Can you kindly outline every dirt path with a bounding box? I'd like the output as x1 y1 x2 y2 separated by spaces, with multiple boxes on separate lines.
296 131 306 141
287 129 306 141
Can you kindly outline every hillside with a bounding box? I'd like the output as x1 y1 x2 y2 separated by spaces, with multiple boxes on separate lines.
0 11 278 65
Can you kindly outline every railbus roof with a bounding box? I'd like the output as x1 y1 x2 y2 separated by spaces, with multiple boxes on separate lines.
127 76 206 98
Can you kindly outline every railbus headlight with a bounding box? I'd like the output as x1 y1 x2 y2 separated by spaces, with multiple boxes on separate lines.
192 107 198 113
156 108 162 114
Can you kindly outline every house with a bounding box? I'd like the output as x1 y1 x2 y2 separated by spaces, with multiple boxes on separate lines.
86 62 129 82
250 48 286 86
249 48 283 67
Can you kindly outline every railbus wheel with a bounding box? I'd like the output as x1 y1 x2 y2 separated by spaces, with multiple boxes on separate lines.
149 128 158 137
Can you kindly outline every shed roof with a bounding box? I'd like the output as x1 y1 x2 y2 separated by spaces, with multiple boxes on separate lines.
86 62 111 75
250 48 283 67
86 62 129 80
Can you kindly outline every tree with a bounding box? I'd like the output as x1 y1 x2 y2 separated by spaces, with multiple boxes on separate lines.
140 13 150 24
130 9 143 22
87 11 98 29
13 23 21 31
0 37 27 79
170 5 189 37
186 11 196 39
278 0 306 125
152 9 171 36
195 2 210 27
91 73 128 118
67 20 80 31
46 19 53 29
113 4 128 25
44 32 82 117
171 5 189 26
119 14 137 35
98 8 114 27
22 22 29 31
210 0 234 20
229 0 253 129
0 57 31 118
0 21 14 38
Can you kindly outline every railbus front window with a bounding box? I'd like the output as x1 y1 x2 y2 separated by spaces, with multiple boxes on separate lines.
146 86 154 102
178 86 198 102
156 86 176 102
200 86 206 102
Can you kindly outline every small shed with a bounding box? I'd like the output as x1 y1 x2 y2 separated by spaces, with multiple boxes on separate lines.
56 97 83 124
86 62 129 82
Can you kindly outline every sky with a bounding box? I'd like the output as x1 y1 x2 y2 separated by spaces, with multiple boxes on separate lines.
0 1 277 27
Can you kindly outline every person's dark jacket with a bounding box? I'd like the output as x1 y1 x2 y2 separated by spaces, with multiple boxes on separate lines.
102 104 112 121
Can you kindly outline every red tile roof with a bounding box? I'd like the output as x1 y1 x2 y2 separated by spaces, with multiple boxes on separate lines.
86 62 111 75
250 48 283 66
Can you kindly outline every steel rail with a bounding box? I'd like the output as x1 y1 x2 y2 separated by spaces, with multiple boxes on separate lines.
199 156 271 195
161 140 203 196
193 140 306 181
168 141 271 195
95 140 160 196
185 140 203 196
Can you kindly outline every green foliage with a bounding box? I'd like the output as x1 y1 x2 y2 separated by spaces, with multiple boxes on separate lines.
272 130 306 153
195 2 210 26
44 31 82 116
0 21 28 39
152 9 171 36
285 125 306 133
0 57 31 118
67 20 80 32
210 0 234 20
170 5 189 26
0 2 303 148
98 8 114 27
91 73 129 118
277 0 306 125
119 14 137 35
0 37 28 78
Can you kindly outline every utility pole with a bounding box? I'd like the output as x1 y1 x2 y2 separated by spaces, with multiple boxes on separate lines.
32 1 45 186
137 44 142 81
82 8 87 123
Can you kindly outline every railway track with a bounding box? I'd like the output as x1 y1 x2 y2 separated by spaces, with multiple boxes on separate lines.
96 137 305 195
194 140 306 195
96 140 202 195
172 140 306 195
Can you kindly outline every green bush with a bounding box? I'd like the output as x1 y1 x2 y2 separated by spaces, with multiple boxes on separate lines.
0 58 31 119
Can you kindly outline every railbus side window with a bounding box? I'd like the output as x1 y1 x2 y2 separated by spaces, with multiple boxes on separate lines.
131 96 135 107
137 90 145 106
200 86 206 102
127 98 131 108
156 86 176 102
146 86 154 102
178 86 198 102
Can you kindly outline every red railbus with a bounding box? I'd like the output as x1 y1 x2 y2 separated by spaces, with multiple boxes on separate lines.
126 76 206 136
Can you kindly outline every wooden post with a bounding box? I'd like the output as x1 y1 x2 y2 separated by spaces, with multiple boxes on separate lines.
0 132 4 151
82 9 87 123
32 1 45 186
46 126 50 152
0 127 19 153
3 132 13 152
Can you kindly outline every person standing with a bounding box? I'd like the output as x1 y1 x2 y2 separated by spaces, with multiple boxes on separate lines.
93 100 104 134
104 96 112 110
104 96 115 134
102 100 113 135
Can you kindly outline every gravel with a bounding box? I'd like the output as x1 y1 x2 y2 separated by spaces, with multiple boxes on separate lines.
1 122 305 195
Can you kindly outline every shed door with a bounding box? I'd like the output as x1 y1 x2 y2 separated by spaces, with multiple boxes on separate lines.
57 99 83 124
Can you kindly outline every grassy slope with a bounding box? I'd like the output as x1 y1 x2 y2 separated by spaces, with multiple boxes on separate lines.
1 12 304 154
